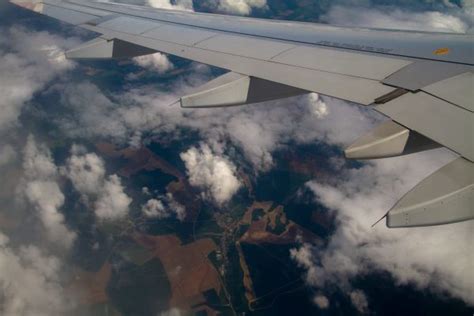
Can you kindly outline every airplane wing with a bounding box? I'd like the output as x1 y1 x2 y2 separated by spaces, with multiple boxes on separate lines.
10 0 474 228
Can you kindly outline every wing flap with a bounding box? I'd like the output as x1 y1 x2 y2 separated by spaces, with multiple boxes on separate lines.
376 91 474 162
387 157 474 228
422 72 474 112
344 120 440 159
382 61 472 92
272 45 412 81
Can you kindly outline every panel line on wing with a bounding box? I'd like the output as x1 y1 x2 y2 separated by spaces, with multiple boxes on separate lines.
80 24 395 105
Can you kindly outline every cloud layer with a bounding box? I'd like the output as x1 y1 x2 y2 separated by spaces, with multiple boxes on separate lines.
0 234 73 316
292 151 474 310
0 26 78 130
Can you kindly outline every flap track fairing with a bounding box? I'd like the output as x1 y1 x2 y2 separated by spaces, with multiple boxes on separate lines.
180 72 307 108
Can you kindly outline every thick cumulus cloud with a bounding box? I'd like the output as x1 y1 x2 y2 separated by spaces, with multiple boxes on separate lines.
133 53 175 73
0 26 78 130
291 151 474 309
147 0 193 10
180 143 242 205
100 0 193 11
21 137 76 249
95 175 132 221
65 147 106 196
0 233 73 316
65 150 132 221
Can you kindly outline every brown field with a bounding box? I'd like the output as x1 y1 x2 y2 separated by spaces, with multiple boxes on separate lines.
236 241 257 303
237 201 322 310
240 202 322 246
241 201 274 225
68 263 112 306
132 233 221 312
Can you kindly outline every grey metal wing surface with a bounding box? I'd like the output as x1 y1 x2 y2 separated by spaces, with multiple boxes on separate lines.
10 0 474 228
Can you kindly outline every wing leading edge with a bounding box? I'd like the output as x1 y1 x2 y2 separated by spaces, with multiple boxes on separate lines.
10 0 474 228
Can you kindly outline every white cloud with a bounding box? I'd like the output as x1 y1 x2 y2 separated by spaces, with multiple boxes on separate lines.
180 143 242 204
217 0 267 15
0 145 16 167
95 175 132 221
54 78 379 172
64 150 132 221
21 137 76 249
147 0 193 11
24 181 75 249
292 151 474 309
0 234 73 316
65 151 106 196
308 93 329 119
0 26 78 130
133 53 174 73
323 5 468 33
142 193 186 220
99 0 193 11
167 193 186 220
142 199 167 218
350 290 369 314
313 295 330 309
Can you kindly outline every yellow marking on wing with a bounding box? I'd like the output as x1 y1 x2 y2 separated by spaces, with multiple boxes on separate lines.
433 48 450 56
